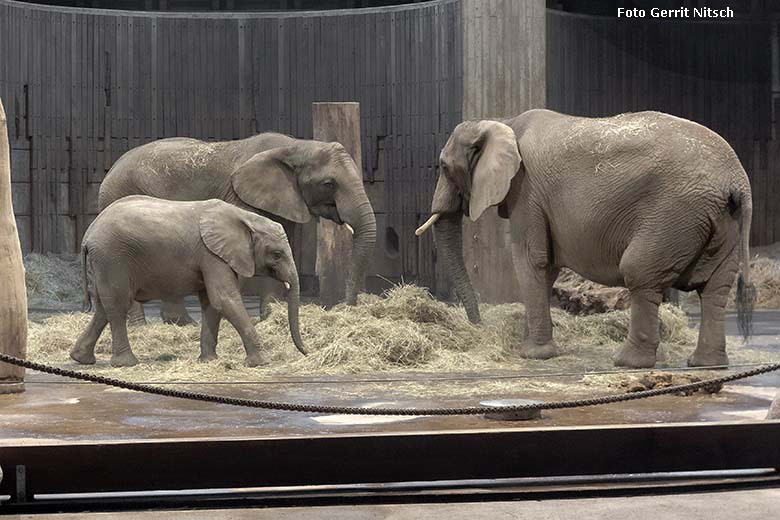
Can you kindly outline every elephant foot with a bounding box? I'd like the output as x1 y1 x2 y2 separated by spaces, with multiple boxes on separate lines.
245 351 269 368
517 339 558 360
69 345 96 365
687 349 729 368
110 350 140 367
198 352 219 363
613 340 657 368
161 313 197 327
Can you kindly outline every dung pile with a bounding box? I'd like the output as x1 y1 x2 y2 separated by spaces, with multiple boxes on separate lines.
26 285 777 397
24 253 82 309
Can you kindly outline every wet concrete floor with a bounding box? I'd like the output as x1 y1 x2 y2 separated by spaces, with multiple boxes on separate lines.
2 307 778 442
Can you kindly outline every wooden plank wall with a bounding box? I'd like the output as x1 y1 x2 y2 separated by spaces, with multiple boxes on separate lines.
546 10 775 246
456 0 547 303
0 0 463 294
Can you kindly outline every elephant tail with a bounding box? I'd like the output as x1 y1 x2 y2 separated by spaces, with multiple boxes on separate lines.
81 245 92 313
732 186 755 341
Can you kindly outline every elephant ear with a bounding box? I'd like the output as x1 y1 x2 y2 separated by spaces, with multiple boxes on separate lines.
469 121 521 222
199 202 256 278
230 148 312 224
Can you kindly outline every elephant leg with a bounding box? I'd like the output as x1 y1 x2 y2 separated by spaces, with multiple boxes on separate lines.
160 299 197 326
614 288 663 368
127 301 147 327
204 267 266 367
97 275 139 367
219 294 267 367
107 312 139 368
70 295 108 364
688 251 739 367
198 291 221 363
512 241 558 360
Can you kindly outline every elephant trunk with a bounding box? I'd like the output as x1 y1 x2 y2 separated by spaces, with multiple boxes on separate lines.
285 274 307 356
434 212 481 324
343 198 377 306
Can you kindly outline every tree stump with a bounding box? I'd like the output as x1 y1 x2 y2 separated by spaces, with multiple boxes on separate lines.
312 102 362 308
0 97 27 394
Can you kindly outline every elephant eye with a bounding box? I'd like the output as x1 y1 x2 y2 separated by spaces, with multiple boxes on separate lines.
322 179 336 189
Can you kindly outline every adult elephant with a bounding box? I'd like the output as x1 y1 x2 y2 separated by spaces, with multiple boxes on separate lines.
99 133 376 325
416 109 754 369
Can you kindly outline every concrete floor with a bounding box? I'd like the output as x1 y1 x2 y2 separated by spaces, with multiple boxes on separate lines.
1 309 779 441
5 488 780 519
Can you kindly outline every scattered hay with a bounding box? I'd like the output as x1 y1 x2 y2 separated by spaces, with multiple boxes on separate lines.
26 284 778 397
23 253 82 309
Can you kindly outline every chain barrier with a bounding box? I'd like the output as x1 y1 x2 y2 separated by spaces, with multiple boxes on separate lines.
8 362 774 386
1 352 779 416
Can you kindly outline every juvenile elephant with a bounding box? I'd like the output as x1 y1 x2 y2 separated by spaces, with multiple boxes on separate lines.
417 109 754 369
70 196 307 367
99 133 377 325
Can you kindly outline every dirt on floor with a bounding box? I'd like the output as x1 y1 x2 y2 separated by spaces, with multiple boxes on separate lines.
25 284 780 398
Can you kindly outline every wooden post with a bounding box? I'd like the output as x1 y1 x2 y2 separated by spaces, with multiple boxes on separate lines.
0 97 28 394
313 102 361 308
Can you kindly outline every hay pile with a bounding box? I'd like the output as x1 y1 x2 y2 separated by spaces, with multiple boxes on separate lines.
553 269 629 315
26 285 777 397
683 252 780 309
743 256 780 308
24 253 82 309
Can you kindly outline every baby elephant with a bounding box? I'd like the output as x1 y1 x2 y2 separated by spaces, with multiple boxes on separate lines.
70 195 307 367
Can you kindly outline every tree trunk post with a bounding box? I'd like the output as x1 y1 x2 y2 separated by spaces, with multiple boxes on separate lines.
0 97 27 394
312 102 362 308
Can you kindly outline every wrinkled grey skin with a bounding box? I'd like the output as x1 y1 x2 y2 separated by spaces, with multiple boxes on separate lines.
99 133 376 325
425 109 754 369
70 196 307 368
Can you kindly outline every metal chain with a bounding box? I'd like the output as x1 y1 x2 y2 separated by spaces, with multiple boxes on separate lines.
1 352 779 416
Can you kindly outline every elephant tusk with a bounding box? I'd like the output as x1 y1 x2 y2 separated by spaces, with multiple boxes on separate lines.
344 223 354 234
415 213 441 236
284 281 291 291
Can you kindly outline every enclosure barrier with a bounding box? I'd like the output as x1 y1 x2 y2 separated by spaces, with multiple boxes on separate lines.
3 353 780 511
1 419 779 513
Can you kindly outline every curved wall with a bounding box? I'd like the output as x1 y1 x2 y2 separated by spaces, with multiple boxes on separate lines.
0 0 464 293
547 10 776 246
